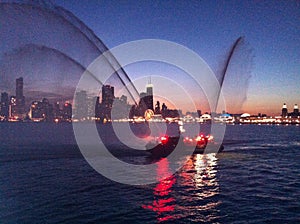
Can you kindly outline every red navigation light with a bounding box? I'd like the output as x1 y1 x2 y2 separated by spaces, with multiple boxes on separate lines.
206 134 214 142
160 135 169 145
196 134 206 144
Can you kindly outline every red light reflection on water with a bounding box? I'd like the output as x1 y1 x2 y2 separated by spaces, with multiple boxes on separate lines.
142 155 220 222
142 158 176 222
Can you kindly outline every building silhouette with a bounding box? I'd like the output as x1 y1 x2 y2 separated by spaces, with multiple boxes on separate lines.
145 82 154 111
134 82 154 117
289 104 300 118
294 104 299 114
154 101 161 114
281 103 288 117
53 101 61 119
281 103 300 118
111 95 131 120
15 77 25 117
29 98 53 122
101 85 115 120
95 85 115 122
9 96 16 118
62 102 72 121
160 103 179 118
102 85 114 109
0 92 9 119
74 90 88 120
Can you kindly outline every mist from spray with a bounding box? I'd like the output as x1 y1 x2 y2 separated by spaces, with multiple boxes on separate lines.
0 1 253 115
216 37 254 113
0 0 139 104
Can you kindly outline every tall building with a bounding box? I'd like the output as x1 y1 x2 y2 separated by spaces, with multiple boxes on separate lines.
294 104 299 114
74 90 88 119
30 101 43 120
29 98 54 122
9 96 16 118
87 96 98 117
111 96 131 119
145 82 154 112
288 103 300 118
102 85 114 109
154 101 161 114
100 85 115 120
15 77 25 117
0 92 9 119
146 82 153 96
41 98 53 122
53 102 61 118
62 102 72 121
120 95 127 104
134 81 155 117
281 103 288 117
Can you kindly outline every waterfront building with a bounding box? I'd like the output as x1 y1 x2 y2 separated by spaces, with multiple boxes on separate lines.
0 92 9 119
281 103 288 117
9 96 16 118
145 82 154 111
87 96 98 118
74 90 88 120
29 98 53 122
154 101 161 114
120 95 127 104
15 77 25 118
102 85 114 109
294 104 299 114
30 101 43 121
281 103 300 118
62 102 72 121
53 102 61 118
289 104 300 118
101 85 115 120
111 96 131 120
135 81 155 118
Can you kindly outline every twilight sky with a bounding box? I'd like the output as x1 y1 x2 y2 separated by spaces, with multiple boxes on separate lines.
1 0 299 116
51 0 299 116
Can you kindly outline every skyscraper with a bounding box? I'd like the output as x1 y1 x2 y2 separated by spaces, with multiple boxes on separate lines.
135 81 154 117
9 96 16 118
294 104 299 114
0 92 9 119
144 81 154 111
74 90 88 120
281 103 288 117
29 98 54 122
62 102 72 121
101 85 115 120
15 77 25 117
146 83 153 96
102 85 114 109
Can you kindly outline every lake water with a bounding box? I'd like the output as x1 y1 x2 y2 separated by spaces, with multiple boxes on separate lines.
0 123 299 223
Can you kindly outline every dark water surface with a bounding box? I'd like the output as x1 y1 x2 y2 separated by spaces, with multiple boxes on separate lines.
0 123 300 223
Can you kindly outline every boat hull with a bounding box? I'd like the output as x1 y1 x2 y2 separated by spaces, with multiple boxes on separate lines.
146 136 224 158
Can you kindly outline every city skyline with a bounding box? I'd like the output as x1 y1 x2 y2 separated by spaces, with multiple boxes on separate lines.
1 76 299 123
0 1 299 116
1 2 299 222
50 0 299 116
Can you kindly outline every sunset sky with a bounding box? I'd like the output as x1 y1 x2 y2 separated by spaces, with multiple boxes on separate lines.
1 1 299 116
52 0 299 116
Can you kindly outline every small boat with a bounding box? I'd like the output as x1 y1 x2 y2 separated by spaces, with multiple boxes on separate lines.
145 134 224 158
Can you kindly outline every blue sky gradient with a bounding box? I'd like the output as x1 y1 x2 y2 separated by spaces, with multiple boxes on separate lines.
52 0 299 115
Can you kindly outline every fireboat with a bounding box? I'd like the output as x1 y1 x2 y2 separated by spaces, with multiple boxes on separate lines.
145 133 224 158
